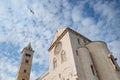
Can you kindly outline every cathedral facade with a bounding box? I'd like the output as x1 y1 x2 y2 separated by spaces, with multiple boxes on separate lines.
36 27 120 80
16 27 120 80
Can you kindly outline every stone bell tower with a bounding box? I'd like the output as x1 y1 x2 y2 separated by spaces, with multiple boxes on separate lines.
16 43 34 80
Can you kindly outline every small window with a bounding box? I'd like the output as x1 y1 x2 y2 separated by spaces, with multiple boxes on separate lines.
108 54 120 71
25 53 31 57
22 79 25 80
53 58 57 69
77 38 80 45
25 60 29 63
91 65 96 75
76 50 78 56
61 51 66 62
24 69 26 73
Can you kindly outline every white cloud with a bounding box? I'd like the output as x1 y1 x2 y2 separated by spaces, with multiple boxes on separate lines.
30 71 38 80
72 6 82 23
81 18 94 27
0 57 18 80
108 40 120 65
0 0 120 80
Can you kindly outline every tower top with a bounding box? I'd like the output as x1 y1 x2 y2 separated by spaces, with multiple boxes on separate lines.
25 42 32 50
16 42 34 80
21 42 34 53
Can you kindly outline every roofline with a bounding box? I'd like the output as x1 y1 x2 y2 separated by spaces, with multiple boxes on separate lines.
21 48 34 53
50 27 67 45
48 27 92 51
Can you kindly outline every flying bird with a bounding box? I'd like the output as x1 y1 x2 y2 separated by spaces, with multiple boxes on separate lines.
29 8 34 14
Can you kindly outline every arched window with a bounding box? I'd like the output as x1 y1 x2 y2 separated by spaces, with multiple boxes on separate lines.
108 54 120 71
53 58 57 69
61 51 66 62
77 38 80 45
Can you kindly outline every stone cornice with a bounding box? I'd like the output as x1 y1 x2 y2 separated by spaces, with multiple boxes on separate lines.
37 71 49 80
48 27 92 52
48 27 69 51
21 48 34 54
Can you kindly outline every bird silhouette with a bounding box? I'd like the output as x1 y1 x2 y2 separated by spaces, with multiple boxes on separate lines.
29 8 34 14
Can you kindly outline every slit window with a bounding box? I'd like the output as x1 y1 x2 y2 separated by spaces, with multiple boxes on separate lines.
77 38 80 45
76 50 78 56
91 65 96 75
24 69 26 73
25 60 29 63
53 58 57 69
61 51 66 62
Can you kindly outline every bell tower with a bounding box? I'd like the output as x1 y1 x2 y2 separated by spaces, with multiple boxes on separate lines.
16 43 34 80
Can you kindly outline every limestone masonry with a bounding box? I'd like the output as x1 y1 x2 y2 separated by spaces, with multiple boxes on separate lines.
16 43 34 80
16 27 120 80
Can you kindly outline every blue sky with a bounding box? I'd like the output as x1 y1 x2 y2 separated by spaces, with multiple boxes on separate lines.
0 0 120 80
